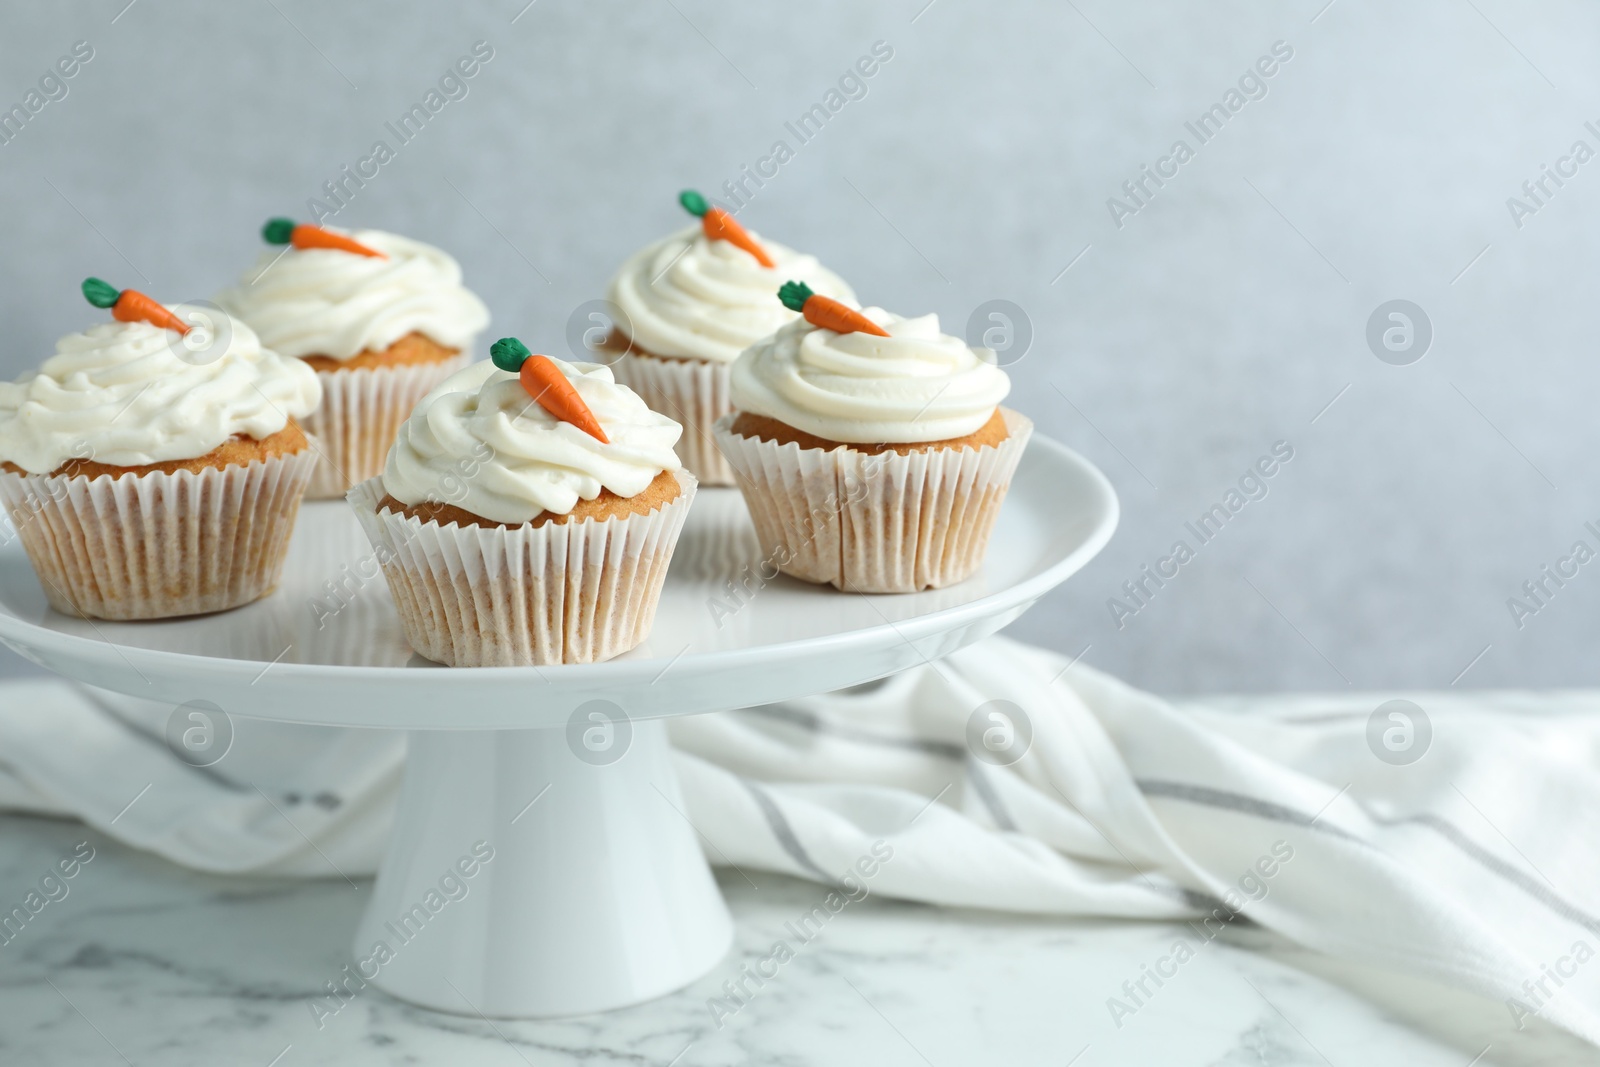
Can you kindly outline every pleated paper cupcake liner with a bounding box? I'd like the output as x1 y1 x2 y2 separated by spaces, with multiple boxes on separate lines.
0 449 319 620
346 470 697 667
713 408 1032 594
303 355 470 499
611 350 735 486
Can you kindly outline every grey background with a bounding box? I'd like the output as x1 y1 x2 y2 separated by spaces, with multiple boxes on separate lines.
0 0 1595 694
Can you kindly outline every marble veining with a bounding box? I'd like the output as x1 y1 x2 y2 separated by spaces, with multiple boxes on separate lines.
1 813 1596 1066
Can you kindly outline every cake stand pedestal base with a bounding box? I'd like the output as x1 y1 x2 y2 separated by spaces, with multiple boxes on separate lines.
352 719 733 1017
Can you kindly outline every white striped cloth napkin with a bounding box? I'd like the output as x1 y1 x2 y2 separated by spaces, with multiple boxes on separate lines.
3 636 1599 1044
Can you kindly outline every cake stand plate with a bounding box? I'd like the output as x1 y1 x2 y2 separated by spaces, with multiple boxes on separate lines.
0 436 1117 1017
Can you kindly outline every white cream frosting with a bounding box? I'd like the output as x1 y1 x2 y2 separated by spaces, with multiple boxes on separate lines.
608 224 855 364
0 312 321 474
728 308 1010 444
216 229 490 362
382 357 684 524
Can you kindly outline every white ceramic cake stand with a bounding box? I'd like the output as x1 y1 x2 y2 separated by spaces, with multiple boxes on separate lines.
0 436 1116 1018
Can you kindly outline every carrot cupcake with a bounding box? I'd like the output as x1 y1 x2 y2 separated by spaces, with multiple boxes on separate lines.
217 219 490 499
347 338 694 667
602 191 855 485
715 283 1029 594
0 279 321 619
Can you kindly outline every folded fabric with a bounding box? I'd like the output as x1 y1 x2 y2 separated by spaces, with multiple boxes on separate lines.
2 636 1598 1044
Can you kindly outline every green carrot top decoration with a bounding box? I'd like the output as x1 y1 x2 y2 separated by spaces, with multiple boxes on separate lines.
778 281 888 337
490 337 609 444
82 277 191 335
679 190 775 268
262 218 385 258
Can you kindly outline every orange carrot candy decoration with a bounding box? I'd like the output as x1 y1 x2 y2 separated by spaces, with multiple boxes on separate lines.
262 217 385 259
81 278 191 335
490 337 610 444
777 281 889 337
678 189 775 268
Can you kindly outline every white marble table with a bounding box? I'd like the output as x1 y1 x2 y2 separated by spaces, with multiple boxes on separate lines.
2 813 1595 1066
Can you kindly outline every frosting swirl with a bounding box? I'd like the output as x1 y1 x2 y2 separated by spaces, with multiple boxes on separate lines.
216 229 490 361
0 312 321 474
383 357 684 523
729 308 1010 444
608 224 855 364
